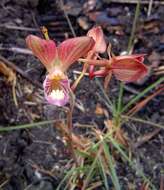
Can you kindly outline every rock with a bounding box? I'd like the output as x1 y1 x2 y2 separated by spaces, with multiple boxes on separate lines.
77 16 90 30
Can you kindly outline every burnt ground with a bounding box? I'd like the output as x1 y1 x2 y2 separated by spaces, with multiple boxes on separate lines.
0 0 164 189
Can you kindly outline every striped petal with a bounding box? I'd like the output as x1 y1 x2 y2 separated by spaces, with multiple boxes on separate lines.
26 35 58 72
87 26 106 53
111 55 148 82
58 36 95 71
114 54 145 62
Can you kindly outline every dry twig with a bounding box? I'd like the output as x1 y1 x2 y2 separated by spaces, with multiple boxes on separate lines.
127 86 164 116
0 24 38 31
59 0 76 37
0 47 32 55
134 128 161 148
0 60 17 106
147 0 153 17
105 0 164 5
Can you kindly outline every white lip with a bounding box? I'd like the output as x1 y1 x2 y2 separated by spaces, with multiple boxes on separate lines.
48 89 65 100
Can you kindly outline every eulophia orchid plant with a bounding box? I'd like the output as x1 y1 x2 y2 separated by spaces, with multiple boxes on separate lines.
26 27 151 188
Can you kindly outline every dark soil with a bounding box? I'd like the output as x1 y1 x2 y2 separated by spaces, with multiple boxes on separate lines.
0 0 163 190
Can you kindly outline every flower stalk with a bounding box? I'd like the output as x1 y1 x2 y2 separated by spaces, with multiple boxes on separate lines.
66 90 78 165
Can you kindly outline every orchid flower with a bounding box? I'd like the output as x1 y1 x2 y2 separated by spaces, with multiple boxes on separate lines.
86 27 148 83
87 54 148 83
26 34 94 106
71 26 106 90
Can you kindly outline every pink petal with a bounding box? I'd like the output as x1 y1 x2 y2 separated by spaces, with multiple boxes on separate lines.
114 54 145 62
58 36 95 71
26 35 58 72
87 26 106 53
111 57 148 82
43 72 70 106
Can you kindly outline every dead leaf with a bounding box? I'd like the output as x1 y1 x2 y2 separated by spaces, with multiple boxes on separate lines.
0 60 17 106
104 119 128 147
95 103 109 117
104 119 113 131
95 103 104 115
0 60 16 82
114 128 128 147
140 182 150 190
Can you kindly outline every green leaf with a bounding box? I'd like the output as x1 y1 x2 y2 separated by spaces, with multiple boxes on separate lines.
98 156 109 190
102 142 121 190
82 147 102 190
0 120 57 132
121 115 164 129
117 82 124 114
109 137 157 190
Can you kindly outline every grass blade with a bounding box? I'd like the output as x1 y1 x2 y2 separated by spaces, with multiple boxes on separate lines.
98 156 109 190
103 142 121 190
56 167 76 190
95 78 114 112
56 166 90 190
0 120 57 132
122 115 164 129
109 137 157 190
117 82 124 114
82 147 103 190
127 0 141 52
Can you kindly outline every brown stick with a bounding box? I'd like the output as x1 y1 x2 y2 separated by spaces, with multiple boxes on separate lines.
0 55 42 89
134 128 161 148
59 0 76 37
106 0 164 5
0 24 39 31
0 47 32 55
65 90 78 165
127 86 164 116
